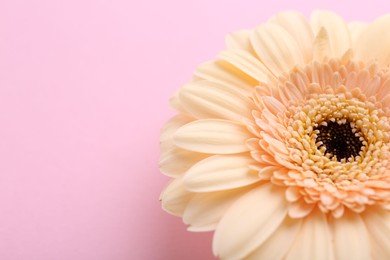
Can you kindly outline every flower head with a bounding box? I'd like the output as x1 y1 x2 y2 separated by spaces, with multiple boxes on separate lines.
160 11 390 259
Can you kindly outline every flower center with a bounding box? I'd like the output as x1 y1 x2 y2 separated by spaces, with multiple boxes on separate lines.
315 121 364 161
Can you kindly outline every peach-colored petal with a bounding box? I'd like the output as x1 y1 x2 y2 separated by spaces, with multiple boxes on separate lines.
285 209 333 260
311 11 351 57
183 154 260 192
355 14 390 66
285 186 303 202
194 60 256 96
179 80 254 122
330 210 370 260
168 89 188 114
312 27 331 62
269 11 314 63
174 119 251 154
160 114 194 151
288 199 316 218
159 147 208 177
362 207 390 259
348 22 367 50
218 49 274 82
213 183 287 259
183 186 251 231
251 23 304 75
160 177 193 216
225 29 255 54
246 217 302 260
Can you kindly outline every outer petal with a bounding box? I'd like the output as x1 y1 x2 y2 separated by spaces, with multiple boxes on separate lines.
160 114 194 151
183 154 260 192
160 177 193 216
311 11 351 57
213 183 288 260
225 29 255 54
246 217 302 260
362 207 390 259
355 15 390 66
218 49 275 82
250 23 304 75
159 147 208 177
330 210 370 260
179 80 254 122
285 208 333 260
174 119 251 154
183 186 252 231
269 11 314 63
348 22 367 50
194 60 256 96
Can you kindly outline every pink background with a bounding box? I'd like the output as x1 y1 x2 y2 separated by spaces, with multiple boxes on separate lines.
0 0 389 259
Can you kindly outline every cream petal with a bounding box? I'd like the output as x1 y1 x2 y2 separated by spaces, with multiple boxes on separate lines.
174 119 251 154
160 177 193 216
169 89 188 114
330 210 370 260
311 11 351 57
225 29 255 54
269 11 314 63
160 114 194 151
362 207 390 259
179 80 254 122
183 154 260 192
159 147 208 177
218 49 275 82
285 208 333 260
250 23 304 75
355 15 390 66
348 22 367 50
194 60 256 96
313 27 331 62
183 186 251 231
213 183 288 259
246 217 302 260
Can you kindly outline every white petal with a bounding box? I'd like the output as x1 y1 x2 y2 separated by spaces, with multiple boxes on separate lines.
355 15 390 66
250 23 304 75
311 11 351 57
174 119 251 154
218 49 274 82
159 147 208 177
183 154 260 192
246 217 302 260
213 183 288 259
269 11 314 63
160 177 193 216
330 210 370 260
285 208 333 260
160 114 194 151
362 207 390 259
194 60 256 96
183 186 251 231
179 80 254 122
225 29 254 54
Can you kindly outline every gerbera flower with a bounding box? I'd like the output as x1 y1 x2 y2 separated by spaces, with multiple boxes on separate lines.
159 11 390 259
